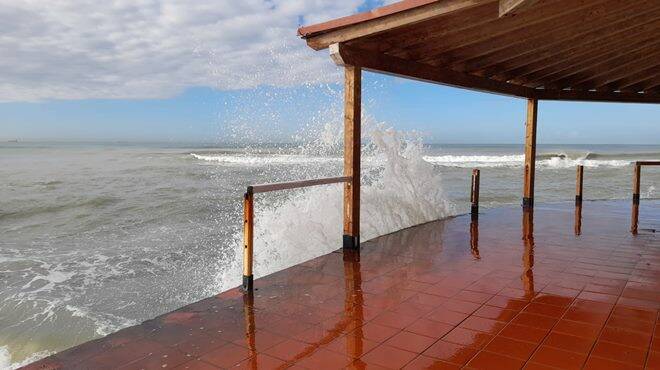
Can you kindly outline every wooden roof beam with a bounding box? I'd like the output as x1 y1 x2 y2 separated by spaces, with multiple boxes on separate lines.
535 89 660 104
329 43 533 99
301 0 494 51
499 0 540 17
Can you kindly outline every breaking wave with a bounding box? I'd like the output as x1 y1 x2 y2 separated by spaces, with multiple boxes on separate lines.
213 122 456 291
192 151 642 169
421 151 643 168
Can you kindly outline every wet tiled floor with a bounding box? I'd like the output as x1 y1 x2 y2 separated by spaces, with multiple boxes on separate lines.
25 200 660 369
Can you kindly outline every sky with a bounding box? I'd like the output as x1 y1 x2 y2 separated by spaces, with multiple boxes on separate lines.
1 0 659 144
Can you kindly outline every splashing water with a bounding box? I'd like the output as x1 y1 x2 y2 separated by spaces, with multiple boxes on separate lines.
1 346 53 370
215 119 455 291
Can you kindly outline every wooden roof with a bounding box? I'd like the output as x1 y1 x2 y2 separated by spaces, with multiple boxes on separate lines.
298 0 660 104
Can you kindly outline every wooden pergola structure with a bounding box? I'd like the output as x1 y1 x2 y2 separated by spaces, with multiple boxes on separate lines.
298 0 660 249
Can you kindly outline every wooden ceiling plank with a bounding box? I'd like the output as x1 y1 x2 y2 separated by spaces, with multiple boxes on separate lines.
521 32 660 88
557 48 660 90
590 60 660 90
442 0 629 70
303 0 494 51
446 1 657 72
329 43 533 99
499 0 540 17
406 0 608 63
488 20 660 83
614 70 660 92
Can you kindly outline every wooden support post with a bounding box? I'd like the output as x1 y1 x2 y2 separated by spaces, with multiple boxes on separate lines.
574 204 582 236
243 189 254 290
343 66 361 249
471 169 480 219
575 165 584 206
631 163 641 234
522 99 538 209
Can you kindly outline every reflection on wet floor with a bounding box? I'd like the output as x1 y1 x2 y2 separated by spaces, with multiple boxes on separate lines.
26 200 660 369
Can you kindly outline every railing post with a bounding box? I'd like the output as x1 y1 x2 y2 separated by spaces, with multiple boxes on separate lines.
575 165 583 206
470 169 480 219
243 187 254 290
631 162 641 234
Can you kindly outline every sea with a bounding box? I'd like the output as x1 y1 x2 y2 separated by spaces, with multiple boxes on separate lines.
1 133 659 368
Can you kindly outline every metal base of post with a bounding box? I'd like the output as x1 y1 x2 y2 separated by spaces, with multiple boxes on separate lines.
242 275 254 291
522 197 534 209
343 235 360 250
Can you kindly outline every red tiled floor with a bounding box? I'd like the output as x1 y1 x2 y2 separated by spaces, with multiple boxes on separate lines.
361 344 418 369
233 354 287 369
199 342 252 368
465 350 525 369
423 340 479 365
483 335 538 360
499 323 549 344
384 331 436 354
403 355 461 369
590 340 648 366
296 348 352 369
528 345 588 370
405 318 454 339
542 331 595 354
25 200 660 369
442 327 493 349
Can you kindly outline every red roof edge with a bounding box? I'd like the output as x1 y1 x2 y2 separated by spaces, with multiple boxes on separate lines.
297 0 438 38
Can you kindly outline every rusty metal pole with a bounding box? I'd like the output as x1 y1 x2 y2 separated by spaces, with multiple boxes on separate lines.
575 165 584 206
471 169 480 219
631 163 641 234
243 188 254 290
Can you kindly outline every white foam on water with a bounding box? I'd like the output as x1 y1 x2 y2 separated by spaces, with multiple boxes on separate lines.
422 154 631 168
0 346 53 370
191 153 342 166
423 154 524 167
540 157 630 168
214 121 456 291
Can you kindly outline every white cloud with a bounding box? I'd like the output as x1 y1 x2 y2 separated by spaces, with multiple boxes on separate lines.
0 0 363 101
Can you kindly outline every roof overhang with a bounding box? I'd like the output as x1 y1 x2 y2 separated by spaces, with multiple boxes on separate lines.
299 0 660 104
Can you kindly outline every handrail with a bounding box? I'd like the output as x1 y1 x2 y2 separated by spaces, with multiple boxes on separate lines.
242 176 351 290
631 161 660 234
248 176 351 194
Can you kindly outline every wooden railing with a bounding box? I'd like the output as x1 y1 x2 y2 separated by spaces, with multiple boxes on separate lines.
242 176 351 290
631 161 660 234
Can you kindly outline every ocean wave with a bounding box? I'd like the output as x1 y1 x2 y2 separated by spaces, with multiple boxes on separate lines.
190 153 342 165
421 154 632 168
192 152 644 169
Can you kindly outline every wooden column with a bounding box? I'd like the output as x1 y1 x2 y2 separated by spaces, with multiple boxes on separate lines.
343 66 361 249
522 99 538 209
470 169 480 219
631 163 641 234
575 165 584 205
242 189 254 290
